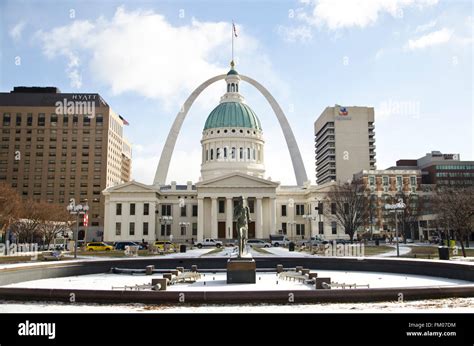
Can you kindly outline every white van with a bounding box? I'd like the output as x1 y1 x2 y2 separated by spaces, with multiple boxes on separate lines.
269 234 290 247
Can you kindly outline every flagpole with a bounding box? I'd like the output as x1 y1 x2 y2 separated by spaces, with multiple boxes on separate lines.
231 21 234 62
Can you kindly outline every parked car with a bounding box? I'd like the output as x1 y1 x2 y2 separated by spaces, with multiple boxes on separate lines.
194 238 223 248
153 241 176 252
296 236 325 247
114 241 145 251
269 234 290 247
247 239 271 248
85 242 114 251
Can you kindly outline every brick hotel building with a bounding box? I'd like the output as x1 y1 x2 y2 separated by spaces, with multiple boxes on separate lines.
0 87 131 241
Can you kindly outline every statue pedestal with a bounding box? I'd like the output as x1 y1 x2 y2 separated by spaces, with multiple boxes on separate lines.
227 258 256 284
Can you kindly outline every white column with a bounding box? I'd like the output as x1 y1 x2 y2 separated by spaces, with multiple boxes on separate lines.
226 197 233 239
211 197 218 239
270 197 276 236
256 197 263 239
197 198 204 241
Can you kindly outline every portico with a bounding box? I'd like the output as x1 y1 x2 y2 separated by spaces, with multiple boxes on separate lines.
196 172 279 240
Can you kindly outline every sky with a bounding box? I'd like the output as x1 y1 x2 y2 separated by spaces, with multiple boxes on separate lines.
1 0 472 186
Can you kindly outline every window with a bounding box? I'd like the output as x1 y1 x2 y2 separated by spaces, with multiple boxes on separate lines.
396 176 402 186
161 204 172 216
116 203 122 215
239 147 243 160
115 222 121 236
2 114 10 126
130 203 135 215
331 221 337 234
281 205 287 217
144 203 149 215
318 221 324 234
296 224 305 236
218 200 225 213
161 224 171 236
331 203 336 215
180 225 186 236
192 223 197 236
192 205 198 217
38 113 45 126
181 205 187 217
369 176 375 186
382 176 389 186
129 222 135 236
27 114 33 126
296 204 305 216
210 149 214 160
248 199 254 213
16 115 21 126
317 202 324 214
410 176 417 186
281 222 287 235
143 222 148 236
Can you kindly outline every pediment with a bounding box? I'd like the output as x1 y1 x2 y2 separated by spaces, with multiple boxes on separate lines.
196 173 279 188
103 180 158 194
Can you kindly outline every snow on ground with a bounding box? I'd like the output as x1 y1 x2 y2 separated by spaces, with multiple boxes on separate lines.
3 270 470 291
1 297 473 313
376 244 411 257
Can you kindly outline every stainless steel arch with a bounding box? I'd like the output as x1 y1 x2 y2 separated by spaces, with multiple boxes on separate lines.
153 74 308 186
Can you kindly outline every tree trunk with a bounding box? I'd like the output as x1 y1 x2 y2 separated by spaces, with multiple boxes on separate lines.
459 233 466 257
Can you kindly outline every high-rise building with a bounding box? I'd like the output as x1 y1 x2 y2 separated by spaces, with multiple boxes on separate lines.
394 151 474 187
0 86 131 241
314 106 376 185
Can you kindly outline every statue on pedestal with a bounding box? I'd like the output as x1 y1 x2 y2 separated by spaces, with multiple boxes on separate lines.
234 196 251 258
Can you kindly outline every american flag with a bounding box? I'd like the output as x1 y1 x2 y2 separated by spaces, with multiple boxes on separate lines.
233 22 238 37
339 107 348 116
83 213 89 227
118 114 130 126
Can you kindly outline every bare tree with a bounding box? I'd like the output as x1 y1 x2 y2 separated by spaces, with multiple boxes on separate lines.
10 199 47 243
325 181 369 242
387 193 423 242
39 204 74 248
0 183 22 243
433 187 474 257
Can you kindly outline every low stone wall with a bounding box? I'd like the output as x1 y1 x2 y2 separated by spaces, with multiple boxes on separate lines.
0 256 473 304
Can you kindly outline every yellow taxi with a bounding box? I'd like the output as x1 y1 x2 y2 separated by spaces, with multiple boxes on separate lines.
153 241 176 252
86 242 114 251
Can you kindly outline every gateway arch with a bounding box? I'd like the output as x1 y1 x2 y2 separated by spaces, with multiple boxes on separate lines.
153 74 308 186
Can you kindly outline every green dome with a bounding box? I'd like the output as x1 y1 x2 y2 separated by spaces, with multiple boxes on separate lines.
227 68 239 76
204 102 262 130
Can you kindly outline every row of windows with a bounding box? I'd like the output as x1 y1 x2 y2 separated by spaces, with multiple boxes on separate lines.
2 129 102 135
205 147 259 162
436 165 474 170
115 222 148 236
369 175 417 186
116 203 150 216
436 172 474 177
2 113 103 127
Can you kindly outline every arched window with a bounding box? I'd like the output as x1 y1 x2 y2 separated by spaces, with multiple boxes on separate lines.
247 148 251 160
236 84 239 92
216 148 221 159
231 83 235 92
253 149 256 161
227 84 230 92
231 147 236 159
239 147 243 160
223 147 227 159
206 150 209 161
210 149 214 160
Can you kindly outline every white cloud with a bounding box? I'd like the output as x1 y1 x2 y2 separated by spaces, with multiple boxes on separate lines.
297 0 439 30
35 7 263 105
9 21 26 41
415 19 437 32
406 28 453 50
276 25 313 43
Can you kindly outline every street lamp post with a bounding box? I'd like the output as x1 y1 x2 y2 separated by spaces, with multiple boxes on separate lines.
384 198 406 257
66 198 89 259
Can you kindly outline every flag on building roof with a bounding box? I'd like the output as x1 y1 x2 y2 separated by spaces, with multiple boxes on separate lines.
338 107 348 116
119 114 130 126
233 21 238 37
